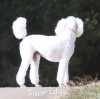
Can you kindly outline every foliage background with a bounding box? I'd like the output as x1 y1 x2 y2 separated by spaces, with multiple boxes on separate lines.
0 0 100 87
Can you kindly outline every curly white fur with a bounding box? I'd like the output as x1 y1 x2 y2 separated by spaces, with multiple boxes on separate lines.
12 16 84 87
12 17 27 39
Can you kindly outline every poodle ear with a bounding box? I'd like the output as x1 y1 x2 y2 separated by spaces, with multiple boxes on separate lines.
75 18 84 37
55 18 66 35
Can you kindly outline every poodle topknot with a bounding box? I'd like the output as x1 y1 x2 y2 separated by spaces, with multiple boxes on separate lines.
12 16 84 87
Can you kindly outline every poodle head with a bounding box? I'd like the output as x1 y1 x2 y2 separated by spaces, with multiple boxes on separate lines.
55 16 84 37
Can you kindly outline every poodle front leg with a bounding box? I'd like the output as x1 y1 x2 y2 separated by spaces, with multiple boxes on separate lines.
63 67 69 87
16 60 30 87
57 59 69 87
30 54 41 87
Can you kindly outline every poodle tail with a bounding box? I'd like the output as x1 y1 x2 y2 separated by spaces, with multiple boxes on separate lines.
12 17 27 39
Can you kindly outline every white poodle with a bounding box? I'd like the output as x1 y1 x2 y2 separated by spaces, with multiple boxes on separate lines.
12 16 84 87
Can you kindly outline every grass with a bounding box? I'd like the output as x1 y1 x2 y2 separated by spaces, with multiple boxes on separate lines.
61 82 100 99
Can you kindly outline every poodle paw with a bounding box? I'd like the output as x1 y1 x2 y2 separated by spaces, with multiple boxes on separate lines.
20 84 26 87
59 84 69 88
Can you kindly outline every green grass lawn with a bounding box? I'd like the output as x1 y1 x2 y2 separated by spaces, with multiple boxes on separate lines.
61 82 100 99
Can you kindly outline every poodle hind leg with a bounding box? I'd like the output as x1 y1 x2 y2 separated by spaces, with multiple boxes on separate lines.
16 60 31 87
30 53 41 87
16 43 34 87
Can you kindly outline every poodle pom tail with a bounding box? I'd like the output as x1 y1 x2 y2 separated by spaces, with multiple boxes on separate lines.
12 17 27 39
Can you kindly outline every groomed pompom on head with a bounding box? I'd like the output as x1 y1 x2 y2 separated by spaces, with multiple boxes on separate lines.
12 17 27 39
55 18 66 35
75 18 84 37
55 16 84 37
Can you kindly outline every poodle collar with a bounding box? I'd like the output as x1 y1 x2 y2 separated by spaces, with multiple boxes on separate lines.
68 28 76 34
